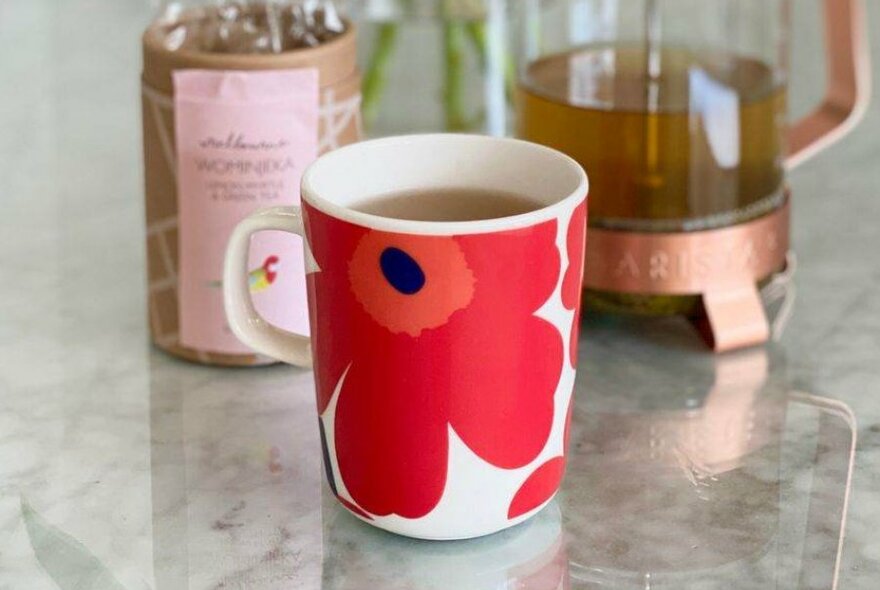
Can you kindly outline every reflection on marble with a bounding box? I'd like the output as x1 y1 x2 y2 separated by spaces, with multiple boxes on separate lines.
321 496 568 590
150 315 857 588
1 312 858 589
563 317 856 590
148 356 323 589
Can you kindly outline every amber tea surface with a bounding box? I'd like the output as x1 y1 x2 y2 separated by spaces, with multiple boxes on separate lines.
518 44 787 232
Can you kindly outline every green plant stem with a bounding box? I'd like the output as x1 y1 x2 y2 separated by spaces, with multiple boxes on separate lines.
361 23 399 130
443 23 469 131
464 20 516 109
464 21 487 68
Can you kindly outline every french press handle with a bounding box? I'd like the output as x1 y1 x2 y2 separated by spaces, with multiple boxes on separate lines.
786 0 871 169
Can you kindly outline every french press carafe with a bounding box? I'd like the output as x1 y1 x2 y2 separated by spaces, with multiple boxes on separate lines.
515 0 870 351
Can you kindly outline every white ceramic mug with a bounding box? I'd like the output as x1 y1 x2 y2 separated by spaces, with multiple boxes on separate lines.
224 134 587 539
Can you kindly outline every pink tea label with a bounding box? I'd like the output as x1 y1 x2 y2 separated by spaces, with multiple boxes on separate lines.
174 69 318 354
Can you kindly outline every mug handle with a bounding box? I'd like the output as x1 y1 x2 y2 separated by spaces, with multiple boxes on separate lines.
785 0 871 170
223 206 313 367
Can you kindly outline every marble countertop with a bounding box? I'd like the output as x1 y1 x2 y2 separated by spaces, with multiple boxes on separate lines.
2 1 879 588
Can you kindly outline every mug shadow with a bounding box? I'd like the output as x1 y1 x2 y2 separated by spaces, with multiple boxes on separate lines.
320 494 569 590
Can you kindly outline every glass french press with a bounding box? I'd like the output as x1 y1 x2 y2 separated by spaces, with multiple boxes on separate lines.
514 0 870 350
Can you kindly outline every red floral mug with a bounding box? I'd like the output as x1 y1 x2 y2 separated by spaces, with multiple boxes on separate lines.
223 134 588 539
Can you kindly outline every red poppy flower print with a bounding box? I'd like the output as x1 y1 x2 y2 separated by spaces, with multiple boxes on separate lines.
304 203 564 519
508 456 566 519
508 386 575 520
562 201 587 368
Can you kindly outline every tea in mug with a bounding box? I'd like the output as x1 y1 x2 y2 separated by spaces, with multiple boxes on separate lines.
352 188 544 222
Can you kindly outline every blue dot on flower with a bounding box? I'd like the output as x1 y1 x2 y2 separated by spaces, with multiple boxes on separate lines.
380 247 425 294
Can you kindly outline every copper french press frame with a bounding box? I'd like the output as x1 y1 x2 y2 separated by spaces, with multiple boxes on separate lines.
583 0 871 352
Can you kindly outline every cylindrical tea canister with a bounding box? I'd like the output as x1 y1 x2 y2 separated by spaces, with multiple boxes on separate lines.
142 13 361 365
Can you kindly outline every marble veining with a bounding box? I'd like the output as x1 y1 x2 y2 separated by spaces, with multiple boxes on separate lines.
2 1 880 588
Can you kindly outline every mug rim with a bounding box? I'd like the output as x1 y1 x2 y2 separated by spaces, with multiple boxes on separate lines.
300 134 588 236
